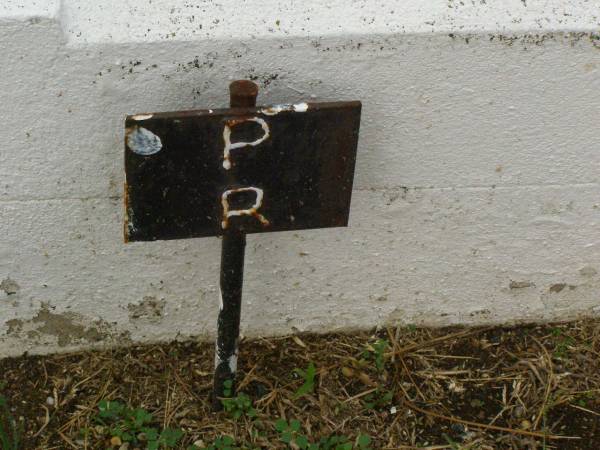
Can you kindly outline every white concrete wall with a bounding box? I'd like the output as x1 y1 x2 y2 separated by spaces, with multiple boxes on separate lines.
1 0 600 356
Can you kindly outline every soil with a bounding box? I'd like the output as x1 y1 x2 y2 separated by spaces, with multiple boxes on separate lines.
1 320 599 449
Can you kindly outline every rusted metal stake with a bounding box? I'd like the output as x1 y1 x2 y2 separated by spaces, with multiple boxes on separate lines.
211 80 259 411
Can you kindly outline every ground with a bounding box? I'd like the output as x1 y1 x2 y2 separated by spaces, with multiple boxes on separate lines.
0 320 599 449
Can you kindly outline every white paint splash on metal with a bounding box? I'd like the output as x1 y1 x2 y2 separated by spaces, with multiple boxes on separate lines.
261 105 287 116
293 102 309 112
228 338 239 373
260 103 309 115
126 126 162 156
214 347 222 368
228 352 237 373
131 113 153 121
222 117 269 170
221 187 269 229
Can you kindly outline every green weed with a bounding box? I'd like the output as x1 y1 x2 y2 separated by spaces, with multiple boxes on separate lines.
89 399 183 449
362 387 393 410
220 380 257 420
276 418 371 449
361 339 389 372
0 383 21 450
293 362 317 399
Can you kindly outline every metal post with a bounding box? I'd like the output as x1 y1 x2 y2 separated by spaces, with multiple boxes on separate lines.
212 80 259 411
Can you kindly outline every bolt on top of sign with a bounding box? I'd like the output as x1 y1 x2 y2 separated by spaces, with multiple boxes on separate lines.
124 96 361 242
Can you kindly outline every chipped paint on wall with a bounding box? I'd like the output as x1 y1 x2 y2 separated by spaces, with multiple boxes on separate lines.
128 296 166 322
4 304 130 348
0 278 20 296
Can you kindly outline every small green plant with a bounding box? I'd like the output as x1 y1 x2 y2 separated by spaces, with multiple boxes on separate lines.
0 383 21 450
361 339 389 372
220 380 257 420
196 435 238 450
276 418 309 448
362 387 393 410
276 418 371 450
192 436 261 450
293 362 317 399
317 433 371 450
91 399 183 449
442 433 461 450
575 391 596 407
549 328 575 358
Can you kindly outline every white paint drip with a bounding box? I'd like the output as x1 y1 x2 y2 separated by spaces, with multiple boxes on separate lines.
293 102 309 112
260 105 287 116
228 338 239 373
222 117 270 170
126 126 162 156
221 187 269 229
228 353 238 373
260 102 310 115
131 113 153 121
214 346 222 368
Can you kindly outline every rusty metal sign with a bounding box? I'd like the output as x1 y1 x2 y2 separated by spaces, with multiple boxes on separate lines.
124 81 361 408
124 101 361 242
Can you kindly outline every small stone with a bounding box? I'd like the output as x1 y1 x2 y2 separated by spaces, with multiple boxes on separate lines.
110 436 122 446
46 396 55 406
513 405 525 418
341 367 354 378
451 423 465 434
389 406 397 414
193 440 205 447
358 372 376 386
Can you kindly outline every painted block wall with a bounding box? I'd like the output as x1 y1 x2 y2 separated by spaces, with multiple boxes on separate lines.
1 0 600 356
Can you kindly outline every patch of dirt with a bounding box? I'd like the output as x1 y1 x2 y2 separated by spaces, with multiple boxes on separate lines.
0 320 599 449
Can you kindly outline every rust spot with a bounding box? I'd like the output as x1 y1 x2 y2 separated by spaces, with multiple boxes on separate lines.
225 117 253 127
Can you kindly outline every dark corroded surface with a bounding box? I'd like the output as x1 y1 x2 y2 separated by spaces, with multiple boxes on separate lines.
124 101 361 241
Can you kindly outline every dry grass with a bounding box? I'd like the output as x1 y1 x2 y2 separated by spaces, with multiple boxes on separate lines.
1 319 599 449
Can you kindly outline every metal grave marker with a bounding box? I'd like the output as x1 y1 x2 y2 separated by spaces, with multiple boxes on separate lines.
124 80 361 408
